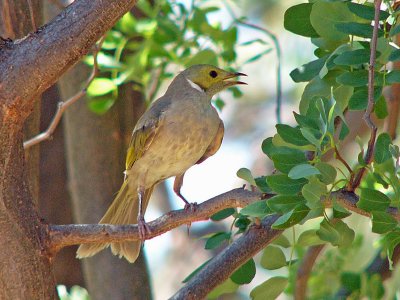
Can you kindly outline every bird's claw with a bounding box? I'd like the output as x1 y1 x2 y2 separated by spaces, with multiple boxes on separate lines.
138 215 151 240
184 202 198 213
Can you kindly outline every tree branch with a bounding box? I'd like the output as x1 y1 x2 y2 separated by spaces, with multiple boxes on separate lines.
295 245 325 300
170 215 282 300
0 0 137 124
352 0 382 189
45 185 400 298
23 36 105 148
47 188 265 254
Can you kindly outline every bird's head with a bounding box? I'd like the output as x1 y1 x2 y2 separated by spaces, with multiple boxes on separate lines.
180 64 247 96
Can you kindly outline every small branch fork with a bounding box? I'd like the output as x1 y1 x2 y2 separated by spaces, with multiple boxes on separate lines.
23 36 106 149
351 0 382 190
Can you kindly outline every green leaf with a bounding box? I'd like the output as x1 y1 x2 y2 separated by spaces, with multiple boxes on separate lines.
390 25 400 37
347 3 389 21
374 96 388 119
241 200 271 218
205 232 230 250
250 277 288 300
266 175 307 195
315 162 337 184
268 195 306 214
260 246 287 270
302 177 326 207
317 219 355 247
211 208 235 221
336 70 368 87
335 22 382 38
271 235 291 248
230 259 256 285
374 133 392 164
276 124 310 146
333 49 370 66
284 3 319 38
357 188 390 212
388 49 400 62
87 78 117 96
371 211 397 234
208 279 238 300
290 57 326 82
333 202 351 219
310 1 356 41
297 230 325 246
288 164 321 180
386 70 400 84
255 176 272 193
272 204 310 229
383 229 400 263
340 272 360 292
348 86 382 110
237 168 257 186
185 49 218 66
87 97 116 115
271 151 307 174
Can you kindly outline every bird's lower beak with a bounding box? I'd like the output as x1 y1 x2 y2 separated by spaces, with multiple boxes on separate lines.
223 72 247 87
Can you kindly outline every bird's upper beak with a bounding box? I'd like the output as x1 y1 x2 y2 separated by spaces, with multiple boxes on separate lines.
222 72 247 87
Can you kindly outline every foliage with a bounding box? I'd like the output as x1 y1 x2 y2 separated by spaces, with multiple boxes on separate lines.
184 0 400 299
84 0 269 113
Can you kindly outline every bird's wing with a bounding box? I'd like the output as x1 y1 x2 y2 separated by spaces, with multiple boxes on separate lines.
125 96 171 170
196 118 224 165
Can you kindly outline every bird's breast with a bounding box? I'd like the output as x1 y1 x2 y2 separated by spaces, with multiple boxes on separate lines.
130 101 221 187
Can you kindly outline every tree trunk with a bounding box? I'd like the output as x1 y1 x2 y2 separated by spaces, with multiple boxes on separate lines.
0 1 56 299
60 62 152 299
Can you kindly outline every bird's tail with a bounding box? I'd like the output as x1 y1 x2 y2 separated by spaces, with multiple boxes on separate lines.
76 180 154 263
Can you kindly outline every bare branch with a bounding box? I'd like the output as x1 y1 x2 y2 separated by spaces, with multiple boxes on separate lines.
352 0 382 189
47 188 265 253
295 245 325 300
170 215 282 300
23 36 105 149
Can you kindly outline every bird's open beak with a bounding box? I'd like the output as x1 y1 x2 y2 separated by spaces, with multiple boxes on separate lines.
222 72 247 87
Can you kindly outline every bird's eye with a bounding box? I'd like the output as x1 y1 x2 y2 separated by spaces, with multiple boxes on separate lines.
209 70 218 78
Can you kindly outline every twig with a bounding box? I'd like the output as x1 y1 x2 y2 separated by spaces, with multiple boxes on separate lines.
23 36 105 149
295 245 325 300
334 146 353 175
47 188 266 253
224 2 282 123
170 215 282 300
351 0 382 189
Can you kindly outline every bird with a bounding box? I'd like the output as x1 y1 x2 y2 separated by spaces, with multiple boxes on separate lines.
76 64 246 263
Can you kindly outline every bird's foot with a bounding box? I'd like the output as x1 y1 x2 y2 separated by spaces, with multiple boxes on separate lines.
184 201 198 212
137 215 151 240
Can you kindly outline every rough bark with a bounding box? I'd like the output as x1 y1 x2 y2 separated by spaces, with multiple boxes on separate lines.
0 0 139 298
60 63 151 299
0 1 56 299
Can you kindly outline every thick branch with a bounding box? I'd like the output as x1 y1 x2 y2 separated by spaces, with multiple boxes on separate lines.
0 0 137 123
47 188 264 253
295 245 325 300
170 215 282 300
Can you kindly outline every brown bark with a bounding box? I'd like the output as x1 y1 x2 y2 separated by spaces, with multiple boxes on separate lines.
60 62 151 299
0 1 56 299
0 0 139 298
